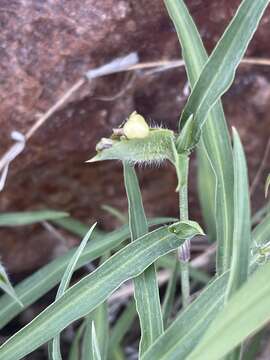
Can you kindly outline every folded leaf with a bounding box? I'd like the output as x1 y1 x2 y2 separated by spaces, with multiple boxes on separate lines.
88 129 176 165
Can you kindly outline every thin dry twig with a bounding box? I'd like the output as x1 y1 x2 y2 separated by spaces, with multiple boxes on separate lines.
25 78 86 141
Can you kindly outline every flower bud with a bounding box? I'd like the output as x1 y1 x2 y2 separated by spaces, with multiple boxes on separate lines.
123 111 150 139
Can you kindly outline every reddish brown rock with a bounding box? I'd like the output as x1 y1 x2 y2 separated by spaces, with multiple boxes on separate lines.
0 0 270 273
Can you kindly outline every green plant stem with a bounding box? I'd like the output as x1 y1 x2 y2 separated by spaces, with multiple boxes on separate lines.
180 262 190 308
178 154 190 308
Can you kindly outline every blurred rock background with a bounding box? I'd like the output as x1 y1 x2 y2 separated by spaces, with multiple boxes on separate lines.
0 0 270 273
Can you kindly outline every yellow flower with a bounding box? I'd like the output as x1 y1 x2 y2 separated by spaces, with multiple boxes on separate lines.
123 111 150 139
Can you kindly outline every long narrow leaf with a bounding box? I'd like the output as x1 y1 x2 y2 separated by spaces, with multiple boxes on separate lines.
226 129 251 298
187 262 270 360
162 256 179 328
53 217 104 239
142 273 228 360
225 128 251 360
0 210 68 226
164 0 234 273
179 0 270 148
49 223 97 360
0 225 195 360
0 262 22 307
87 254 110 360
91 322 102 360
123 162 163 355
68 322 86 360
0 217 173 328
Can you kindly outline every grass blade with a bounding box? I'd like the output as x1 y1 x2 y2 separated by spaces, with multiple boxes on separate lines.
0 225 190 360
0 262 22 307
142 273 228 360
187 262 270 360
68 322 85 360
250 212 270 269
179 0 270 149
53 217 104 239
162 255 179 328
164 0 234 273
225 128 251 359
0 210 68 226
144 245 268 360
84 255 110 360
123 162 163 355
49 223 97 360
226 129 251 298
101 204 127 224
0 217 172 328
82 320 102 360
91 322 102 360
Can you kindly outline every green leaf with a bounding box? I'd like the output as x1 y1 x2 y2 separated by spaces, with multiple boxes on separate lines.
142 273 228 360
0 210 68 226
225 128 251 359
68 322 85 360
164 0 234 274
88 129 176 165
0 262 22 307
123 162 163 355
0 217 174 328
187 262 270 360
162 255 179 328
82 320 102 360
250 212 270 269
168 220 204 238
179 0 270 149
226 129 251 299
91 323 102 360
84 254 109 360
0 226 186 360
265 174 270 197
144 226 269 360
91 303 109 360
53 217 104 239
175 115 193 153
49 223 97 360
101 204 127 224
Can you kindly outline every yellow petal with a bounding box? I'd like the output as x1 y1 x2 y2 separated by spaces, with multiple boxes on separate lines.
123 112 150 139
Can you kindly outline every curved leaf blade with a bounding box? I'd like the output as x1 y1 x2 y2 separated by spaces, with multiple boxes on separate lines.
164 0 234 274
124 163 163 355
88 129 175 165
224 128 251 359
226 128 251 299
0 210 68 227
0 226 186 360
179 0 270 149
49 223 97 360
0 217 174 328
142 273 228 360
187 262 270 360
